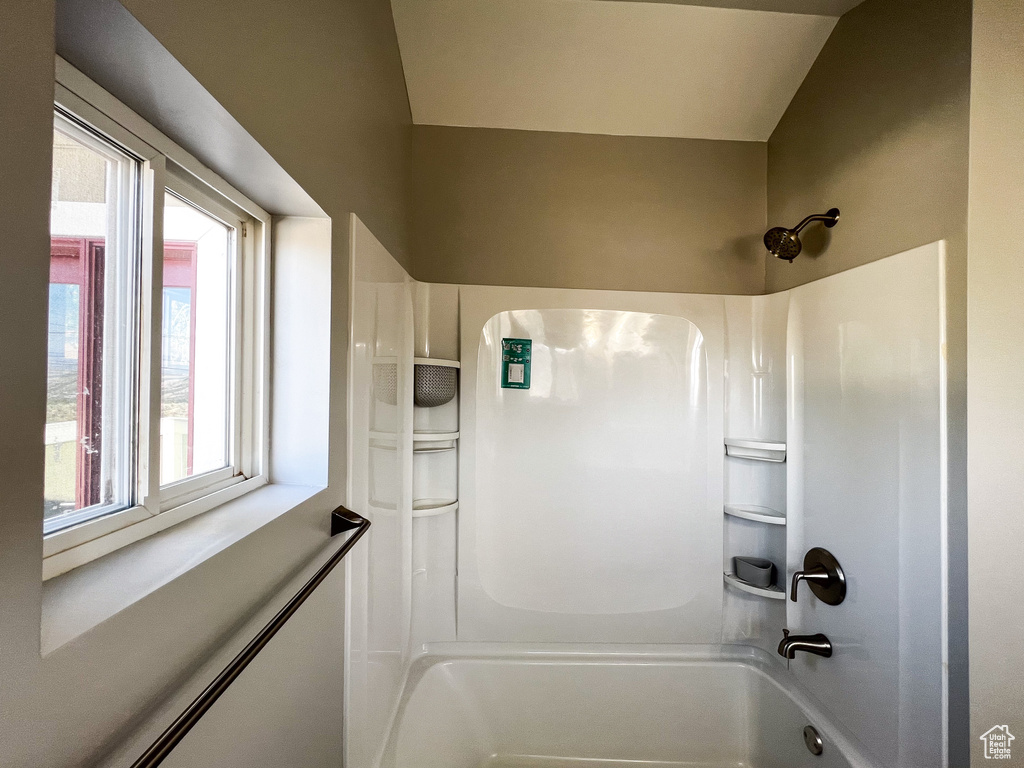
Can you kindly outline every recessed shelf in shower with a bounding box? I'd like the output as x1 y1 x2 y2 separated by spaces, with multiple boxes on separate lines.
413 357 460 369
723 572 786 600
414 431 460 442
724 504 786 525
369 431 460 445
412 499 459 518
724 438 787 463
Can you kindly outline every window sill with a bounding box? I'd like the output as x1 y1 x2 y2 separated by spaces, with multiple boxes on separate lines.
41 482 326 656
44 475 267 578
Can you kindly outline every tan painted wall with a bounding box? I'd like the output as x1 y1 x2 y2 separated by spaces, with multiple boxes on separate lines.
0 0 413 765
0 0 58 758
411 126 767 295
765 0 971 293
765 0 973 761
967 1 1024 763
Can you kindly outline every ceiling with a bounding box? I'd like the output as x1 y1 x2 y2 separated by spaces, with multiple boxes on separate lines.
392 0 849 142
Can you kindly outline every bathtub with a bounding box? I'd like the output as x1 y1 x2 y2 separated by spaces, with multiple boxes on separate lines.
382 644 880 768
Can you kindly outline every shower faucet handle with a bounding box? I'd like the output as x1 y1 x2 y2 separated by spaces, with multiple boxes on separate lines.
790 566 831 601
790 547 847 605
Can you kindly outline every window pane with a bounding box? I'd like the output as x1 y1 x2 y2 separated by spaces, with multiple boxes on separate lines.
160 193 233 486
45 120 136 532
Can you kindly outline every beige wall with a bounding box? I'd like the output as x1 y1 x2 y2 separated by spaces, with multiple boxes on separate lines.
0 0 412 765
0 0 58 758
765 0 973 761
765 0 971 293
967 1 1024 763
411 126 767 295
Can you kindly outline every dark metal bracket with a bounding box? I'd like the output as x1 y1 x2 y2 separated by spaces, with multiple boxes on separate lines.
331 507 365 536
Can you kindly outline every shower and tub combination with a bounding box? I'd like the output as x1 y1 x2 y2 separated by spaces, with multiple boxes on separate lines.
345 213 948 768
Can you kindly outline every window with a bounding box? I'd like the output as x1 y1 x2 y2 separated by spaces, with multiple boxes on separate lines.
45 115 137 532
44 67 268 560
159 182 241 498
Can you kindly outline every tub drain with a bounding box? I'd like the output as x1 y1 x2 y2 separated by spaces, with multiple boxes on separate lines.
803 725 824 756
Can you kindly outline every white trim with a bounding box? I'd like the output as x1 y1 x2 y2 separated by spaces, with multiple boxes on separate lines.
158 468 241 512
43 504 153 559
45 109 146 538
937 241 950 768
157 171 257 509
43 476 268 580
140 155 167 512
53 83 160 163
55 57 270 223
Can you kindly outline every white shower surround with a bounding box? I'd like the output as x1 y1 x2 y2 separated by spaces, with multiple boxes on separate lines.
346 226 947 768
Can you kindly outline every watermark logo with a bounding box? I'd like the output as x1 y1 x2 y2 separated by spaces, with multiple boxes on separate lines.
981 725 1015 759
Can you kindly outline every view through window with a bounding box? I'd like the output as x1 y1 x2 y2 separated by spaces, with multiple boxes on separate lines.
45 119 136 531
160 192 233 486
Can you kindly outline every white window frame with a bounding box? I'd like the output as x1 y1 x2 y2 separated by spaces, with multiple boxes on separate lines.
43 58 270 577
157 174 246 509
48 111 140 531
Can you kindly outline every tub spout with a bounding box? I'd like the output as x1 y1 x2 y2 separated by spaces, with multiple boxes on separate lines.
778 629 832 659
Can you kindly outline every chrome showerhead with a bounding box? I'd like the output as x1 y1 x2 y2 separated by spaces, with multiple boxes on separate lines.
764 208 840 262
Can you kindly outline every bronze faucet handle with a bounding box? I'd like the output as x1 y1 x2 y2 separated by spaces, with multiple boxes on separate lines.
790 548 847 605
790 565 830 601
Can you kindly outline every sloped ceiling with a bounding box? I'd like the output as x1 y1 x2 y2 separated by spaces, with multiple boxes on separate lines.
392 0 849 141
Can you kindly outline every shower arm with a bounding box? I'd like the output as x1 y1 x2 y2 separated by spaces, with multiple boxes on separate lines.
791 212 837 235
790 207 839 234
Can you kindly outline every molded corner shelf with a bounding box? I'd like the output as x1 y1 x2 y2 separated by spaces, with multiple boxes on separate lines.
373 356 461 369
723 572 786 600
724 504 786 525
414 431 460 442
370 431 460 447
414 357 460 369
724 438 786 463
412 499 459 518
413 447 456 455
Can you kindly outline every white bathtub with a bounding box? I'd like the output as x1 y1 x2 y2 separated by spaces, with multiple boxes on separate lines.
382 645 880 768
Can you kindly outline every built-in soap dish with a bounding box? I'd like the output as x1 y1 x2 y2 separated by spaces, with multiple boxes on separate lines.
724 504 786 525
723 572 785 600
724 438 786 463
412 498 459 518
732 556 776 588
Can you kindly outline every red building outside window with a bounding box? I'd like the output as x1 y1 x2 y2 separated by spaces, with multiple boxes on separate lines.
49 236 105 510
47 236 199 513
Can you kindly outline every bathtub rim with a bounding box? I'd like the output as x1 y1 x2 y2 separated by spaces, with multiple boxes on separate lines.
379 642 883 768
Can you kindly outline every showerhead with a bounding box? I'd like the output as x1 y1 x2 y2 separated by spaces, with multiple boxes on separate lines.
764 208 840 262
763 226 802 262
